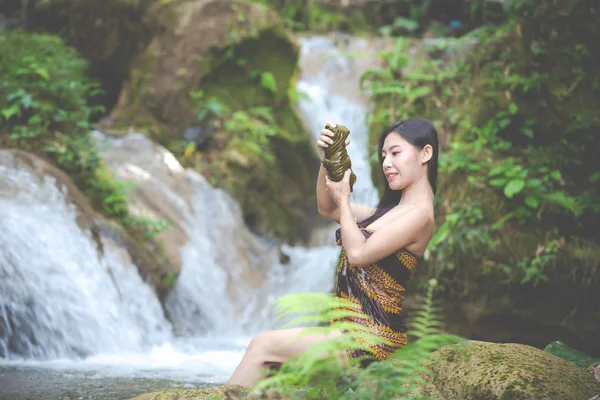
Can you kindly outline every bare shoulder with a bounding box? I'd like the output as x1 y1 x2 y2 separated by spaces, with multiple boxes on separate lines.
344 205 433 265
395 204 434 226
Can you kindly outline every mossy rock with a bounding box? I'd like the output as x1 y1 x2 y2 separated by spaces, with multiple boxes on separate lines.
109 0 319 243
420 340 600 400
110 0 284 133
131 385 249 400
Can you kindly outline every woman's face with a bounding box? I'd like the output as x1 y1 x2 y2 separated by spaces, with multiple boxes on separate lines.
381 132 427 191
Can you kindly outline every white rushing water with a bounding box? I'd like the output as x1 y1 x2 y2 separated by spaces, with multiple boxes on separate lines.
0 35 380 385
0 166 173 360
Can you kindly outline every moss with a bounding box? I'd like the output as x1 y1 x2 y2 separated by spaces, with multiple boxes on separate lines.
200 26 297 106
420 341 600 399
196 28 317 242
131 385 249 400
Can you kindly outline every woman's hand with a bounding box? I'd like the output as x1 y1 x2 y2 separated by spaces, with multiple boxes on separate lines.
316 122 350 161
325 169 353 206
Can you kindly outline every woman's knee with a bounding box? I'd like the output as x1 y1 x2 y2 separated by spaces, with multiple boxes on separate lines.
247 330 276 358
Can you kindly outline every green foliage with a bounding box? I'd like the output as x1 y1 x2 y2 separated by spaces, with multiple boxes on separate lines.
190 67 280 166
361 1 600 295
251 0 506 35
379 17 419 37
0 30 124 212
254 280 463 399
0 29 168 244
163 271 177 290
516 239 559 286
190 89 228 125
129 215 171 241
249 0 370 34
180 30 318 244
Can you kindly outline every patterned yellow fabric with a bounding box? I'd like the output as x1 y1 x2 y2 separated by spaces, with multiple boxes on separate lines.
332 227 419 363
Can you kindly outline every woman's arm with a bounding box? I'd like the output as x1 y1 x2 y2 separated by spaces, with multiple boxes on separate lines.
327 170 432 266
317 164 375 224
317 163 338 217
342 205 432 266
317 163 376 223
316 124 376 223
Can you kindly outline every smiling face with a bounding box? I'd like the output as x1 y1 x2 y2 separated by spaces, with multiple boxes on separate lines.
381 132 430 191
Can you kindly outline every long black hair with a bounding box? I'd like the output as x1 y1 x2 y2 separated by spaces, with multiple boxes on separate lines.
359 118 439 228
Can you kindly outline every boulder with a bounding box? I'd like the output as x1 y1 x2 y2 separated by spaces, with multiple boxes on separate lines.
33 0 170 108
130 340 599 400
131 385 249 400
420 341 600 399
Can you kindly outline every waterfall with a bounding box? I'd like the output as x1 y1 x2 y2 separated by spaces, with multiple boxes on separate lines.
296 36 380 208
0 35 382 385
0 166 172 360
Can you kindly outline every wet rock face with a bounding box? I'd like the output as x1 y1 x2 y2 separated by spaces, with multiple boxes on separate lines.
92 132 282 332
32 0 168 111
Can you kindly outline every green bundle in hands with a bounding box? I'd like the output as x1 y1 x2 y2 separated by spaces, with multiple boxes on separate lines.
321 123 357 192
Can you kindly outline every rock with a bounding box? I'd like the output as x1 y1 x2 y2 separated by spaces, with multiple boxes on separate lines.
92 131 279 327
92 131 190 280
420 341 600 400
131 341 599 400
110 0 282 131
107 0 319 243
183 124 215 148
33 0 169 108
131 385 249 400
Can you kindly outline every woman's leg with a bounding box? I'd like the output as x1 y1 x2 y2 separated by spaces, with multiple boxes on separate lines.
228 327 342 387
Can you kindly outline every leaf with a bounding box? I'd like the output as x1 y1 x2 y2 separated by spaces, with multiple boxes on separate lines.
34 67 50 80
489 177 507 187
1 104 21 120
408 86 432 101
521 127 534 138
429 221 450 247
525 196 538 209
259 72 277 93
504 179 525 198
550 170 562 181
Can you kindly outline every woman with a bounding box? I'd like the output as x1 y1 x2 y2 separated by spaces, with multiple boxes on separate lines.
228 118 439 387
